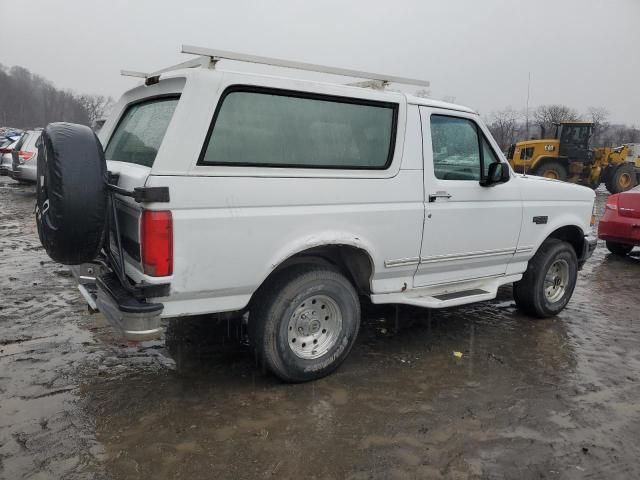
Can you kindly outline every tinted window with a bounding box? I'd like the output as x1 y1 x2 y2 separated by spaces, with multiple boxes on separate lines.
200 89 396 169
431 116 481 180
14 133 31 152
105 97 179 168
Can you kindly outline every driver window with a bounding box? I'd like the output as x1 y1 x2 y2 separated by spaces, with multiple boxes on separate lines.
482 137 499 177
430 115 480 180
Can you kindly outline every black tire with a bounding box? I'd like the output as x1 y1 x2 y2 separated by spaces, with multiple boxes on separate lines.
606 241 633 256
36 123 107 265
513 239 578 318
251 264 360 382
533 161 568 182
605 163 637 194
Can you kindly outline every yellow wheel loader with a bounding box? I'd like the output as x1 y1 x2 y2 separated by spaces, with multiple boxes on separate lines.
507 122 640 193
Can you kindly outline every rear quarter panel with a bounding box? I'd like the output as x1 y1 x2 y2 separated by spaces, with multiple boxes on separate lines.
144 72 425 315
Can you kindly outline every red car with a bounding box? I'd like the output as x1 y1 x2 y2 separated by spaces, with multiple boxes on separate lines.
599 185 640 255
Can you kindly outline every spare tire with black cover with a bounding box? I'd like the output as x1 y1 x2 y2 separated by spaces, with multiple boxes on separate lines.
36 122 107 265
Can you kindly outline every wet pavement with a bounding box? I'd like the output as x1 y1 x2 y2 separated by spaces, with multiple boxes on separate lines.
1 177 639 479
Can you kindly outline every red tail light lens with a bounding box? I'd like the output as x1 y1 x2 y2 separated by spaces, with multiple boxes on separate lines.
0 148 12 154
141 210 173 277
18 151 34 162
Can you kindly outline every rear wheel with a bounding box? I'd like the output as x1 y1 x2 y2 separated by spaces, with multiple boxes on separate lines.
605 163 637 194
606 241 633 256
251 264 360 382
533 161 568 182
514 239 578 318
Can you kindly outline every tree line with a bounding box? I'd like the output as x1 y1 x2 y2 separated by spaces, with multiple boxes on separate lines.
486 104 640 152
0 64 113 129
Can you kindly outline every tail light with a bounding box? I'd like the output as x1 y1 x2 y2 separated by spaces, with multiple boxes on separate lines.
0 148 12 154
140 210 173 277
605 195 619 211
18 151 34 162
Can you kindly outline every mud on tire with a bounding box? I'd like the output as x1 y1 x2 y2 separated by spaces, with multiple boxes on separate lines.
36 123 107 265
513 239 578 318
251 264 361 383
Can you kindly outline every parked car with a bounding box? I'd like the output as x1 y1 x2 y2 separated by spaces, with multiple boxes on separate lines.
34 48 597 382
0 138 19 176
598 185 640 255
10 129 41 183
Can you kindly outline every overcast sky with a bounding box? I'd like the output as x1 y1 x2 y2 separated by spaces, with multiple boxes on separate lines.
2 0 639 124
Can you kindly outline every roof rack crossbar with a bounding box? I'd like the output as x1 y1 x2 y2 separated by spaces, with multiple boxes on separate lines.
181 44 430 88
121 56 211 79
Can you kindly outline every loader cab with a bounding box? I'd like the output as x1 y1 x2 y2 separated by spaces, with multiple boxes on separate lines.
555 122 593 162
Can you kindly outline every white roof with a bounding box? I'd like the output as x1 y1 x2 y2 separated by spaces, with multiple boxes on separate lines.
122 45 476 116
405 95 477 114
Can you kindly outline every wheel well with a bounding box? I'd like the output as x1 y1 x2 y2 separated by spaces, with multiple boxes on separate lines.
263 245 374 295
547 226 584 258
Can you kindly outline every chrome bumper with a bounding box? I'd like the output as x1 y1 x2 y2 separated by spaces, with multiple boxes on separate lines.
70 264 164 341
579 235 598 268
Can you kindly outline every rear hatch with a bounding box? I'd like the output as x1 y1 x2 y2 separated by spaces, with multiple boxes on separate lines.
104 96 180 273
617 190 640 219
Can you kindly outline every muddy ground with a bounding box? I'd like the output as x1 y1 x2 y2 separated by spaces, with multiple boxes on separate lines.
1 177 639 480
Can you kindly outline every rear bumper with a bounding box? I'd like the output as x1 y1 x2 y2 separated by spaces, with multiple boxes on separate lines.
10 164 36 183
579 235 598 268
598 214 640 246
70 264 164 341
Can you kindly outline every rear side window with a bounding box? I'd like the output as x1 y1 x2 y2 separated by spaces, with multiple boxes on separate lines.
14 133 31 152
105 97 179 168
200 87 397 169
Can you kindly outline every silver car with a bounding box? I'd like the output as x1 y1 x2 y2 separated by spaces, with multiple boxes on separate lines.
10 130 41 183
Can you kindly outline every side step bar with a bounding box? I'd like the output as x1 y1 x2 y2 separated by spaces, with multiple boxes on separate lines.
370 275 522 309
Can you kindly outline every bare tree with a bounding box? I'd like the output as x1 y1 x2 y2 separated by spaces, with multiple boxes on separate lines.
78 94 115 126
533 104 581 137
587 107 610 145
486 108 521 151
0 63 93 128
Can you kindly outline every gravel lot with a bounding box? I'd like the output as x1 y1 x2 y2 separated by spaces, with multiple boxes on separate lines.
1 177 639 480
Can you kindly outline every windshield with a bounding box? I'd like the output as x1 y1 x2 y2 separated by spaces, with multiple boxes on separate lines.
105 97 179 167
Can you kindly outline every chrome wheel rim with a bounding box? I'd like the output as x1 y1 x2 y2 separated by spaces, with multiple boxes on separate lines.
544 259 569 303
287 294 342 359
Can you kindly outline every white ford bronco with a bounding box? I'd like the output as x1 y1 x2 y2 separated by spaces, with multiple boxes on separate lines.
36 46 596 382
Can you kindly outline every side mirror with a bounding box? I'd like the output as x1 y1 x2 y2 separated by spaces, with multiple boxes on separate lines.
481 162 510 187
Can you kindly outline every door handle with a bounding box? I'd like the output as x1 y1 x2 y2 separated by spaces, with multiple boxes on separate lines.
428 191 452 202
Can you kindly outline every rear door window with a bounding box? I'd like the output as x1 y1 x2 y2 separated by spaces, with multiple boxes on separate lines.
105 97 179 168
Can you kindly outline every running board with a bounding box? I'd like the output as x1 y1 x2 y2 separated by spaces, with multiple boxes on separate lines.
370 274 521 309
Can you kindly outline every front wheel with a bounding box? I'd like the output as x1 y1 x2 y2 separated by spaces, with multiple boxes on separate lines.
533 161 568 182
606 241 633 256
513 239 578 318
251 265 361 382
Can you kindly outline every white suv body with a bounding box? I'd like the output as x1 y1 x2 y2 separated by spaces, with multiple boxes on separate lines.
61 56 595 381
